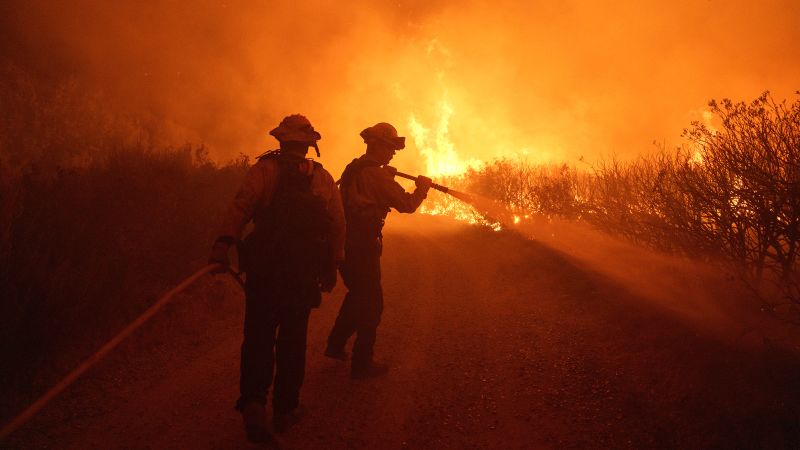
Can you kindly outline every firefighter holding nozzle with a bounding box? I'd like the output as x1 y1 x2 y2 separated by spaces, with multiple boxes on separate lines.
325 122 432 379
209 114 345 443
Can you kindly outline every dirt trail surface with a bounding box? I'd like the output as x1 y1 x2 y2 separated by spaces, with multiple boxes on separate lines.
7 215 800 449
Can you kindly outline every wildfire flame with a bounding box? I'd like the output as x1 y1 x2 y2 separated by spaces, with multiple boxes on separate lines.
407 97 505 231
408 98 484 177
690 109 716 165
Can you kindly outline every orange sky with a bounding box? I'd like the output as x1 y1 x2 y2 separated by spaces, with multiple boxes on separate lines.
2 0 799 175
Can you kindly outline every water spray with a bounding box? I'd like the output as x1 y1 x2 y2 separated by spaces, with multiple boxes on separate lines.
388 167 512 226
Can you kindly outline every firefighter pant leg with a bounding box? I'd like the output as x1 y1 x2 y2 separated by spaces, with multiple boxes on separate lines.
273 307 311 414
329 244 383 368
351 280 383 369
327 291 358 350
237 289 279 410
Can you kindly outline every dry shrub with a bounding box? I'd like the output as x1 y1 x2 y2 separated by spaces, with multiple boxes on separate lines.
0 63 251 419
673 92 800 314
448 92 800 318
0 144 249 420
462 161 588 219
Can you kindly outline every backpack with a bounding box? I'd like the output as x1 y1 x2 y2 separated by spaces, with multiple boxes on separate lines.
241 151 333 307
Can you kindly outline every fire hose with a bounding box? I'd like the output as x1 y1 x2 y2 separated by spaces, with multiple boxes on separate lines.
387 167 477 206
335 166 453 195
389 168 451 194
336 166 477 205
0 264 244 441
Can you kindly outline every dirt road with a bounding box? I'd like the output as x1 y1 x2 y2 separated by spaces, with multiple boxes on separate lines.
7 215 800 449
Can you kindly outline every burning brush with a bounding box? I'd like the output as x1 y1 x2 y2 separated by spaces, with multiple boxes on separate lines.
387 166 510 229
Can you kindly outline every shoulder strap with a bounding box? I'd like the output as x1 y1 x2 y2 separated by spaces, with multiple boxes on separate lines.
257 149 281 160
339 158 381 189
259 150 322 176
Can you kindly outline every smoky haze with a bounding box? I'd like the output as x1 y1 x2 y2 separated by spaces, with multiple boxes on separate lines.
2 0 799 174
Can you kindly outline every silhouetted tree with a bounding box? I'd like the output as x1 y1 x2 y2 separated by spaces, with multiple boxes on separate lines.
678 92 800 313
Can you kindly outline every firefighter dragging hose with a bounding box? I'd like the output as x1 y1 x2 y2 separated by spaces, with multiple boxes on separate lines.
0 118 489 445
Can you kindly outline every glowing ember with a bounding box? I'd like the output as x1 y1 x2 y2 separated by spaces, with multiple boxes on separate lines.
419 189 503 231
689 110 716 166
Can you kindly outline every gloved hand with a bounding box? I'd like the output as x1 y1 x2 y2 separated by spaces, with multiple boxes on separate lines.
209 241 231 274
415 175 433 194
319 263 338 293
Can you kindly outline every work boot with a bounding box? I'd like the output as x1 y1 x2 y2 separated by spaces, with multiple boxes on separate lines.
324 345 348 361
272 405 305 433
351 361 389 380
241 401 271 444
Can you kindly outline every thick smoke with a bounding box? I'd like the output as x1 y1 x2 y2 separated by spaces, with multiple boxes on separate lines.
2 0 799 174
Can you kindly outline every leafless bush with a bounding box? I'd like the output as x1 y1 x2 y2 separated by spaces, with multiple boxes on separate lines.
465 160 587 219
445 92 800 317
675 92 800 314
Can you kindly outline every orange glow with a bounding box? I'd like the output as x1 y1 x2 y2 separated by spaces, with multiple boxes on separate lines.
419 193 503 231
3 1 799 175
408 97 485 177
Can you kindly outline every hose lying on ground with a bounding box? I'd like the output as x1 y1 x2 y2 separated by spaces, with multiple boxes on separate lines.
0 263 242 441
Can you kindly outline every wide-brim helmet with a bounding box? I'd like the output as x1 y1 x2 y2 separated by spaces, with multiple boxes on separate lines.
360 122 405 150
269 114 322 143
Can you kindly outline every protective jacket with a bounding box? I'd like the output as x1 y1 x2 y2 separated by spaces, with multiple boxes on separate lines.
339 154 428 249
327 153 428 369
